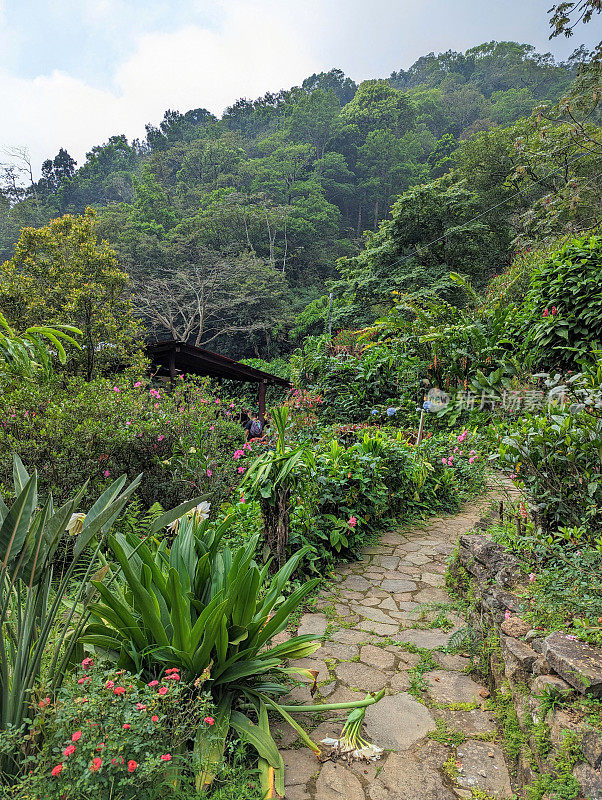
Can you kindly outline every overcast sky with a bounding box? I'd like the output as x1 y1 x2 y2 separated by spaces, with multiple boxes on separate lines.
0 0 599 173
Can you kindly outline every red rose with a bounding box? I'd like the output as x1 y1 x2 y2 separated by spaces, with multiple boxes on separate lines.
90 757 102 772
51 764 63 777
128 760 138 772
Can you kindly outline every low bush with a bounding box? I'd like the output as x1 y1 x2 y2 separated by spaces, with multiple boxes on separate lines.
0 375 246 508
1 662 214 799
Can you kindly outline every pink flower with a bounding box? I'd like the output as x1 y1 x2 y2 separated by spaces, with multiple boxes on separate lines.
63 744 76 757
103 470 110 478
51 763 63 777
206 469 213 477
136 703 147 710
453 447 459 453
244 443 251 450
158 686 169 696
468 457 475 464
152 715 159 723
134 381 142 388
148 680 159 687
543 308 549 317
204 716 215 726
128 760 138 772
209 425 214 431
160 754 172 762
154 403 160 409
122 724 131 730
158 435 164 441
215 398 220 404
81 657 94 669
504 610 511 620
71 731 82 742
165 668 179 674
229 402 235 408
441 458 447 466
126 420 131 426
90 757 102 772
165 673 180 681
113 387 120 393
105 681 115 689
113 686 125 696
39 697 51 708
238 467 245 474
529 573 536 582
348 516 357 528
551 306 558 316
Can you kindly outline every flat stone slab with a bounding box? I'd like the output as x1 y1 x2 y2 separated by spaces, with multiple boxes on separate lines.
371 555 400 569
395 629 452 649
544 632 602 696
358 620 400 637
282 749 320 786
315 761 364 800
351 604 396 624
413 587 450 605
320 641 358 660
425 670 485 703
456 740 513 797
360 644 395 671
379 579 417 592
328 629 368 645
297 613 328 638
368 754 455 800
341 575 372 592
364 692 436 750
334 661 388 691
437 708 498 735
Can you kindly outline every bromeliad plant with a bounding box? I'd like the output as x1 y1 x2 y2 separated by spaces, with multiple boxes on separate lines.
81 513 383 797
0 454 141 777
242 406 313 565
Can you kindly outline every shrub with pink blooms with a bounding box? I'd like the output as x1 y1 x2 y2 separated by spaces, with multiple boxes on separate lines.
0 662 215 799
0 375 244 509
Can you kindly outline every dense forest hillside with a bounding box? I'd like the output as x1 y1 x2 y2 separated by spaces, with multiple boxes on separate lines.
0 40 597 358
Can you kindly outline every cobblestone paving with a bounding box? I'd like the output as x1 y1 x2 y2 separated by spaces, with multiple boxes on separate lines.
277 496 513 799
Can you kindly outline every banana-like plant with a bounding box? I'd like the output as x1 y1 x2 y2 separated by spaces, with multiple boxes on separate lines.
81 515 383 797
242 406 314 565
0 455 142 776
0 311 81 379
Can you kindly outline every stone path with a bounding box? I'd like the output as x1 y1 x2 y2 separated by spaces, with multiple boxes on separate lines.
278 497 514 800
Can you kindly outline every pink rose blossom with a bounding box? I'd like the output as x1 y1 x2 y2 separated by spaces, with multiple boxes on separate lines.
504 610 511 620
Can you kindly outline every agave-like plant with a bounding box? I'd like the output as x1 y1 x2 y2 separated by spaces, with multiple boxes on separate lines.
0 455 143 776
82 514 383 796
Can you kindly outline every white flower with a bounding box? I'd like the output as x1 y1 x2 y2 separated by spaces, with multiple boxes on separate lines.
66 513 86 536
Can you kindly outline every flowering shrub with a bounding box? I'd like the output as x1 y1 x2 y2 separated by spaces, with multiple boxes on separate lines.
1 662 214 799
0 375 244 507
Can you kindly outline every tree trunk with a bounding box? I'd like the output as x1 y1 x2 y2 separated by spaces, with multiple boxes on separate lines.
260 488 290 568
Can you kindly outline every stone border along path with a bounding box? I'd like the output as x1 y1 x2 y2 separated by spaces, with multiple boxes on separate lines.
276 494 515 800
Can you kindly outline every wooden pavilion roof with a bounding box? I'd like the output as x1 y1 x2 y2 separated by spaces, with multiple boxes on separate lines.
146 340 291 387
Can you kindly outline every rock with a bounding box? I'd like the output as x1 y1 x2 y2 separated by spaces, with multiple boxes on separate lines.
424 671 486 704
368 754 455 800
378 597 398 612
437 708 498 735
282 750 319 786
390 670 412 691
420 571 446 587
544 632 602 696
531 674 573 697
433 652 471 671
501 616 531 638
383 646 421 668
413 587 450 605
297 613 328 638
351 604 396 625
548 708 585 749
500 634 538 683
328 629 367 645
319 681 337 698
314 761 365 800
320 641 358 661
341 575 372 592
455 740 513 798
333 661 388 692
396 629 453 649
582 729 602 770
371 555 400 570
364 692 436 750
532 656 553 676
572 762 602 800
360 645 395 671
358 620 400 637
289 658 331 683
284 786 310 800
379 579 417 593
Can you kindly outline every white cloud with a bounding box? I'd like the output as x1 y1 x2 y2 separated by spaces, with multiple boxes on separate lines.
0 1 317 173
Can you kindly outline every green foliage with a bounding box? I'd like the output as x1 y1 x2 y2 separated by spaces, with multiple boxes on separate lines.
1 664 213 798
522 234 602 370
0 312 81 381
0 455 141 776
0 376 246 508
0 209 145 379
